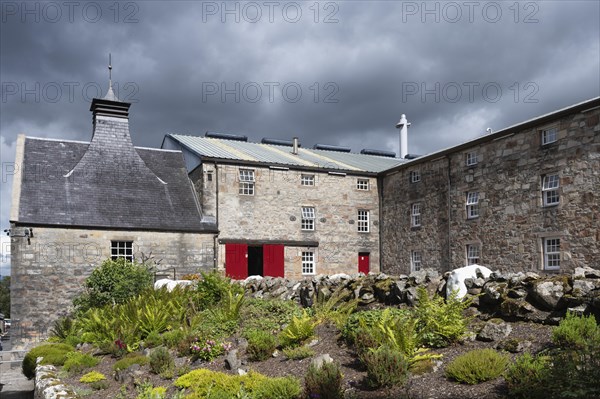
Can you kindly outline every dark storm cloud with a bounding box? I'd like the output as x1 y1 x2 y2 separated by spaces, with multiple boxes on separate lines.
1 0 599 274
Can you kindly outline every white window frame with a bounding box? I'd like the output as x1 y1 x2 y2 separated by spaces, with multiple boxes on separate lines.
301 206 315 231
357 210 370 233
542 174 560 206
411 251 422 272
466 192 480 219
466 244 480 265
411 203 421 227
410 170 421 183
238 169 255 195
541 127 558 145
111 241 133 262
301 174 315 186
543 238 560 270
357 178 370 191
466 152 478 166
302 251 316 275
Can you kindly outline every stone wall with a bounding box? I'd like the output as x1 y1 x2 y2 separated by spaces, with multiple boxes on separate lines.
192 164 382 277
239 266 600 324
381 103 600 275
10 226 215 345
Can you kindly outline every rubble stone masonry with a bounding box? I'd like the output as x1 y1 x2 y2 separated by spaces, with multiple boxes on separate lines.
382 103 600 275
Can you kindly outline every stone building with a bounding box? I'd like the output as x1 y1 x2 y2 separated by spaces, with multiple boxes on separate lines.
162 135 403 279
9 84 217 341
381 97 600 275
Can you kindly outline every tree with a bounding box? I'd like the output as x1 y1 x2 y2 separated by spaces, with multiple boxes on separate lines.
0 276 10 317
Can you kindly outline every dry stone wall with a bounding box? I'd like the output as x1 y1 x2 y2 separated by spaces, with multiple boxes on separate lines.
239 266 600 324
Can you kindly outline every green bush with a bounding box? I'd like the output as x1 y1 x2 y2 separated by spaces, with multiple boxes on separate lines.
342 308 408 344
505 352 550 399
113 354 149 371
282 345 315 360
552 311 600 349
303 362 343 399
62 351 100 374
175 369 266 397
149 347 175 378
414 287 472 347
49 316 76 341
193 271 241 310
360 345 410 388
73 257 154 312
161 329 186 349
445 349 509 384
279 310 319 348
245 329 278 361
253 376 301 399
311 286 358 329
80 370 106 383
241 298 302 333
22 343 75 379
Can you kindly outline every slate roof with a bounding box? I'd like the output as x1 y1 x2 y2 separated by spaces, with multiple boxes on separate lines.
17 136 216 232
166 134 405 174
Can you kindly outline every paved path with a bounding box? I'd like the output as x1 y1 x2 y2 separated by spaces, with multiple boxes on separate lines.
1 340 34 399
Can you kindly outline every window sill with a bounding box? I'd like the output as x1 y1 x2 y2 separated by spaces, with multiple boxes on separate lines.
410 226 421 231
466 216 480 220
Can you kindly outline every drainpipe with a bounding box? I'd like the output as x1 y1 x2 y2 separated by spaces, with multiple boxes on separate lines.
214 162 219 271
447 156 452 272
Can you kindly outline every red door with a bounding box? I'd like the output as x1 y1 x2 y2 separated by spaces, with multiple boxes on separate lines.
225 243 248 279
263 245 285 278
358 252 370 274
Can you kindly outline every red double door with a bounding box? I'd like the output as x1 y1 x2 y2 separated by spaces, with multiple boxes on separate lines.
225 243 284 280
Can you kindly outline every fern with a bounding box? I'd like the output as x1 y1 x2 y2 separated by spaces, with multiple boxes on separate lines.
312 286 358 329
279 310 319 348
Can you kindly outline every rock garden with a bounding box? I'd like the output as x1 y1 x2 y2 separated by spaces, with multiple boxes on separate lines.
25 258 600 399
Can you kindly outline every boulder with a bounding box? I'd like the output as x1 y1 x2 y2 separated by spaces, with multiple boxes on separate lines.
531 280 568 310
477 319 512 342
311 354 333 369
225 349 241 370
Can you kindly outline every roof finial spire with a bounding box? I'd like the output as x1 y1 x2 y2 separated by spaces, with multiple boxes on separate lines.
103 53 120 102
108 53 112 87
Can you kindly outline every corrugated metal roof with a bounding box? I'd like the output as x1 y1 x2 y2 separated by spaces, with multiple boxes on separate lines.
169 134 405 173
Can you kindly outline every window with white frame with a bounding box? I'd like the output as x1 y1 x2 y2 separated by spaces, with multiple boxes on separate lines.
411 251 422 272
357 178 369 190
543 238 560 270
541 127 558 145
111 241 133 262
466 152 478 166
238 169 255 195
542 174 560 206
411 203 421 227
466 192 480 219
302 251 315 275
301 207 315 231
357 210 370 232
410 170 421 183
301 174 315 186
466 244 480 265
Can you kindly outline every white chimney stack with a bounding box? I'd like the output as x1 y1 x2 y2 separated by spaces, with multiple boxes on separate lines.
395 114 410 159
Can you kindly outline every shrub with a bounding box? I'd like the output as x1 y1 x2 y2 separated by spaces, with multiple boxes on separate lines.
73 257 154 312
144 331 162 348
113 354 149 371
22 343 75 379
189 339 230 362
414 287 472 347
136 382 167 399
245 329 278 361
149 347 175 378
279 310 319 348
175 369 266 397
303 362 343 399
62 351 100 374
552 311 600 349
80 371 106 383
90 380 110 390
360 345 410 388
49 316 76 340
445 349 509 384
342 308 409 344
311 286 359 329
193 271 241 310
282 345 315 360
254 376 301 399
505 352 550 399
162 329 186 349
241 298 302 333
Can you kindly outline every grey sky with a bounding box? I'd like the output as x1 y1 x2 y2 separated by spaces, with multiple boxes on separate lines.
1 0 599 275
